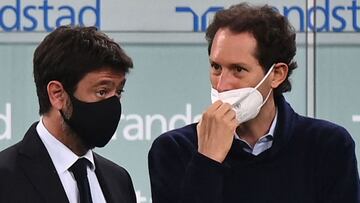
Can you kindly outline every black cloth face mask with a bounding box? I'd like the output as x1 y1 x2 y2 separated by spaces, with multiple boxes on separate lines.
60 95 121 149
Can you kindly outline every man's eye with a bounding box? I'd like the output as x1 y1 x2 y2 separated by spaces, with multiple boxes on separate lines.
211 63 221 70
211 63 222 75
234 65 245 73
116 89 124 97
98 89 107 97
233 65 248 75
235 67 243 72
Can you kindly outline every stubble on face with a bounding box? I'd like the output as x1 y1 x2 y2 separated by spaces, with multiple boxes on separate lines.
60 94 90 154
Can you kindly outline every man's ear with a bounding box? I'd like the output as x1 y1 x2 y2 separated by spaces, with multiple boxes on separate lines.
270 63 288 89
47 81 67 110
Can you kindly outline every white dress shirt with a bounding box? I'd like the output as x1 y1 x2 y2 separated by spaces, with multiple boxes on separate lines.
37 118 106 203
235 109 278 156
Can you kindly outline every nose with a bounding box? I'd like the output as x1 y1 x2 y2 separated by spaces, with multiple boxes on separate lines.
109 90 121 99
216 70 234 92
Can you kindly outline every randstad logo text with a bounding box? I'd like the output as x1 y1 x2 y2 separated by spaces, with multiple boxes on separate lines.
176 0 360 32
0 0 100 32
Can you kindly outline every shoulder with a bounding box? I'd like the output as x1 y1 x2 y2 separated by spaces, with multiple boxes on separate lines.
294 115 354 149
93 153 132 179
93 153 136 202
0 141 24 193
150 123 198 153
277 96 353 148
0 122 39 169
0 142 21 170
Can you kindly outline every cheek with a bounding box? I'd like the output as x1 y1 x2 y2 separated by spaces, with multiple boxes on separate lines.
62 98 73 118
74 89 98 103
257 79 272 97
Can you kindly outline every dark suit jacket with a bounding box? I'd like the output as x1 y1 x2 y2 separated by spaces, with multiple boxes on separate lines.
0 122 136 203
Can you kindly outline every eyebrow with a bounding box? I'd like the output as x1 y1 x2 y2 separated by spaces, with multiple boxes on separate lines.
209 58 250 68
93 78 126 89
94 79 115 87
120 79 126 88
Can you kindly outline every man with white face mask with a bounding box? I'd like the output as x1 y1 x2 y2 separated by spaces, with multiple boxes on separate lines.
148 3 360 203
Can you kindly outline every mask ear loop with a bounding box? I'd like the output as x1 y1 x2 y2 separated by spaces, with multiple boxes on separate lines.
232 63 276 108
256 88 273 112
256 64 276 111
254 63 276 90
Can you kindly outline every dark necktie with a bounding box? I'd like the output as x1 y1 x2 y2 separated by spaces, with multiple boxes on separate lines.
69 158 93 203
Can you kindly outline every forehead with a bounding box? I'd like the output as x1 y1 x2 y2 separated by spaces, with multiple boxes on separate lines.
79 68 126 86
210 28 259 66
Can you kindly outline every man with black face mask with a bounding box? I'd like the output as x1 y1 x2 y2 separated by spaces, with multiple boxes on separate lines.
0 26 136 203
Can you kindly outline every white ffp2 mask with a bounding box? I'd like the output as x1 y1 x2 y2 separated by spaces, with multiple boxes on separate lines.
211 64 275 124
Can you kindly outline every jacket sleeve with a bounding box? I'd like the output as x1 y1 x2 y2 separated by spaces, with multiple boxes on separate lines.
148 133 228 203
317 126 360 203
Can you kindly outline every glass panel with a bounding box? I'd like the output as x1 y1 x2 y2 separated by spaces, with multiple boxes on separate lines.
316 42 360 170
314 0 360 170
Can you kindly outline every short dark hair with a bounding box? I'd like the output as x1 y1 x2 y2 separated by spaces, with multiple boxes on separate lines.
206 3 297 95
33 25 133 115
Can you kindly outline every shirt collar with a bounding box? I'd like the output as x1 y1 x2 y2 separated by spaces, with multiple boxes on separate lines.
36 118 95 174
267 108 278 138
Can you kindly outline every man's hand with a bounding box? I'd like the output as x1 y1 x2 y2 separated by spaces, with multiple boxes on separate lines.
197 100 238 163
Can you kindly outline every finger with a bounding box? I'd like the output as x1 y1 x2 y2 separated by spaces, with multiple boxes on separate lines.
201 101 223 122
206 100 223 113
223 108 236 122
216 102 234 115
197 116 202 125
197 117 203 131
196 121 201 137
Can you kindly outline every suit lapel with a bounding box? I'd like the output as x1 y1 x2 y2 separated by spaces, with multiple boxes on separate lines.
18 122 69 203
94 154 123 203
